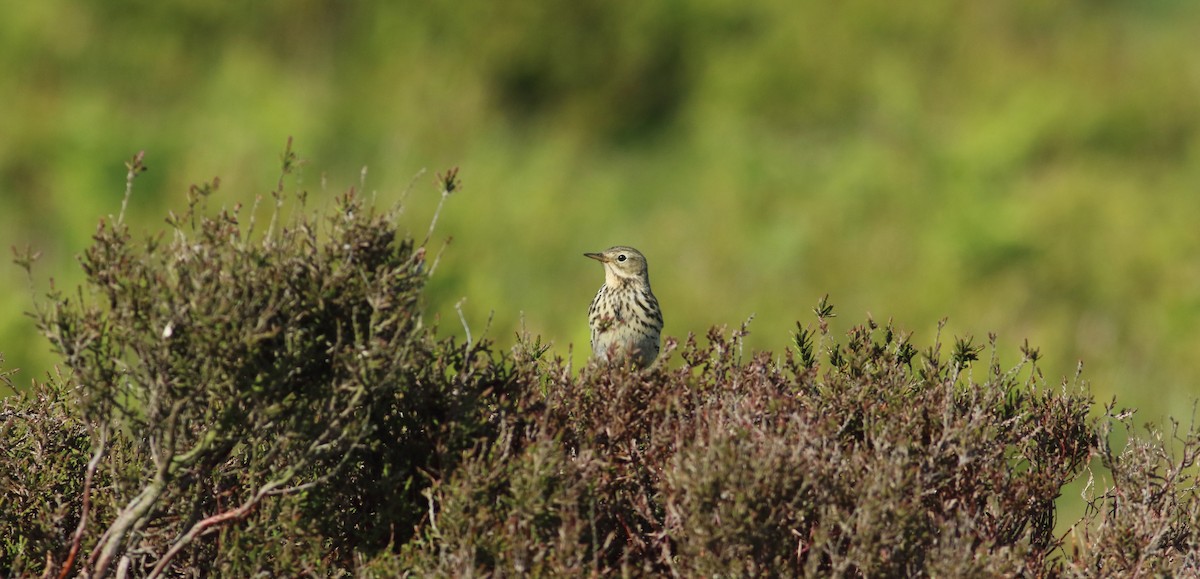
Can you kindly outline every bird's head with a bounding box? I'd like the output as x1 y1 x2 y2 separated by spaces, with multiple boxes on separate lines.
585 246 651 287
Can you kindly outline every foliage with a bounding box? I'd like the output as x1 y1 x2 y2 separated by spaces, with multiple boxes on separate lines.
3 161 1200 576
1062 412 1200 576
2 154 524 576
392 316 1103 576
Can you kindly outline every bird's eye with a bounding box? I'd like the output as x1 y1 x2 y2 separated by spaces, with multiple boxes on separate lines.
617 254 627 262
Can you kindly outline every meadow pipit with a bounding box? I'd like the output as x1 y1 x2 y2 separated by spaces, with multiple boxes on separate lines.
585 246 663 368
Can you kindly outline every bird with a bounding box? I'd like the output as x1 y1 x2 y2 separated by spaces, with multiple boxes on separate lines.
584 246 663 368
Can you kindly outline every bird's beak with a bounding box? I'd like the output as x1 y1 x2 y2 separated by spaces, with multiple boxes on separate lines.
584 252 607 263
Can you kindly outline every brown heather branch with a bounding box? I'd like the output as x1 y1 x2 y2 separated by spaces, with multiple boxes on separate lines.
57 430 106 579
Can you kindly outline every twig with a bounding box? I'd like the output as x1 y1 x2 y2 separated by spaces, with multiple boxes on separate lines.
59 432 107 579
393 168 427 220
145 482 277 579
456 298 472 348
426 237 451 277
118 151 146 226
422 167 459 247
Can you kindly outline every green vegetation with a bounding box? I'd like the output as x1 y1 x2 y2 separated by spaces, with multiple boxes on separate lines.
4 0 1200 573
3 1 1200 425
2 163 1197 575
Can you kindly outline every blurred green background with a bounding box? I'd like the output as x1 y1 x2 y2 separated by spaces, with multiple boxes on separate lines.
3 0 1200 427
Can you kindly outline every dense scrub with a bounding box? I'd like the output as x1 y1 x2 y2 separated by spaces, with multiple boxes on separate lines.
3 159 1199 576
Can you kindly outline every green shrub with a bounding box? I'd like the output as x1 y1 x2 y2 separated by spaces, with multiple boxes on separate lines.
3 372 89 576
3 152 1199 576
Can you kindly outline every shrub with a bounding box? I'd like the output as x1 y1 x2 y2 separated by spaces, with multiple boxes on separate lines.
3 150 1199 576
5 149 524 577
1061 413 1200 576
393 316 1102 576
2 371 92 576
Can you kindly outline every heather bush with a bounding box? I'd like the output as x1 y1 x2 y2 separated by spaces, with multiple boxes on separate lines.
4 154 1200 576
1062 413 1200 576
393 316 1102 576
2 150 526 577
